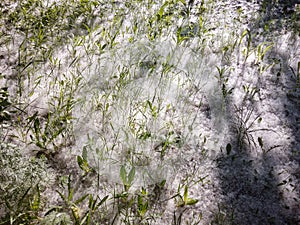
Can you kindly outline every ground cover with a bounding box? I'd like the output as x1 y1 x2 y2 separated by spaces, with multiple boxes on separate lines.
0 0 299 224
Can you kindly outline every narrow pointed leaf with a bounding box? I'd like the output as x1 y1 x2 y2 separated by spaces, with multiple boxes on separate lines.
186 198 198 205
74 194 89 205
77 155 83 167
128 167 135 185
183 185 188 202
120 165 127 184
95 195 109 210
82 146 88 161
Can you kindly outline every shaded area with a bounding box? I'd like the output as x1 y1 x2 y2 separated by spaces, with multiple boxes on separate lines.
253 0 299 38
213 0 300 224
214 106 296 224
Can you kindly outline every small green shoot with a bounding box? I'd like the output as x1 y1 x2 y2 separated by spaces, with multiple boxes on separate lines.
120 165 136 192
176 185 198 207
137 187 149 218
77 146 92 174
239 29 252 62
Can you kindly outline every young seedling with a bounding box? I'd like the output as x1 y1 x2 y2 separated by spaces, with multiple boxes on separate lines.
215 66 233 110
137 187 149 218
55 175 103 225
77 146 93 175
176 185 198 207
232 105 260 149
239 29 252 63
120 165 136 192
242 84 258 102
112 174 137 224
82 194 109 225
255 42 274 73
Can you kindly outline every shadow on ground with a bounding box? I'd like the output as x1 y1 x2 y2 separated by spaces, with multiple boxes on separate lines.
212 1 300 224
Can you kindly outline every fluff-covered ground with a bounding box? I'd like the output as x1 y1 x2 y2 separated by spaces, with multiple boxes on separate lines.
0 0 299 224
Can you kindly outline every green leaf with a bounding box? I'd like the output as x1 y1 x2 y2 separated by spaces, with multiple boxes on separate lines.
77 155 83 167
56 190 67 203
68 188 74 203
257 44 262 57
95 195 109 210
128 167 136 185
101 43 107 50
82 146 88 161
160 179 166 187
158 3 167 19
186 198 198 205
120 165 127 185
115 192 128 198
141 187 147 195
88 194 94 209
262 44 273 59
183 185 188 202
77 155 90 173
44 206 62 216
138 195 143 206
68 175 73 202
80 212 89 225
147 100 152 110
31 186 41 211
138 196 148 217
18 187 31 207
74 194 89 205
96 148 100 155
239 29 249 46
34 118 40 136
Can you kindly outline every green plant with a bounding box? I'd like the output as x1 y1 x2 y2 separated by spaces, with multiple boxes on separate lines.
171 184 200 225
242 84 258 102
77 146 93 175
54 174 109 225
0 143 49 225
154 129 183 159
22 73 81 156
176 22 199 44
137 187 149 218
176 185 198 207
255 42 274 73
120 165 136 192
231 103 279 152
111 168 135 225
1 0 298 224
215 66 234 100
239 29 252 63
232 105 261 149
255 42 273 64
